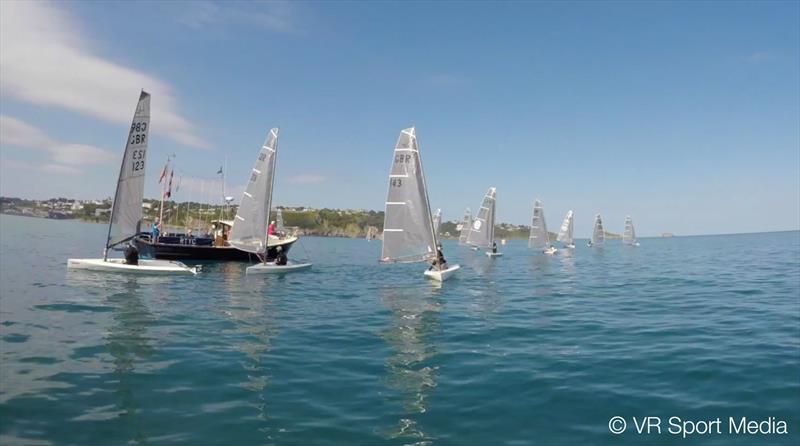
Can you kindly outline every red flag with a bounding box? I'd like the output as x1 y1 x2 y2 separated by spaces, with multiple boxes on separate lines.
165 169 174 198
158 163 168 184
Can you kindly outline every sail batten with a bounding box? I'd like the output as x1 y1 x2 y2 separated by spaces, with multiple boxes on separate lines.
229 128 279 255
380 127 437 263
528 199 551 249
106 91 151 252
466 187 496 248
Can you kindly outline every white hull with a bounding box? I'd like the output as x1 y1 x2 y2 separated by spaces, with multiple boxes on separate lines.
565 244 575 249
485 252 503 257
67 258 197 275
470 246 480 251
543 247 558 255
423 264 460 282
246 261 312 275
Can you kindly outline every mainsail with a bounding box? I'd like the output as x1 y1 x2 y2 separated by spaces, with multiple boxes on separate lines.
276 208 286 233
528 199 550 249
432 208 442 235
623 215 636 245
557 210 574 245
229 128 279 255
591 214 605 245
380 127 437 263
458 207 472 245
106 91 151 253
466 187 496 248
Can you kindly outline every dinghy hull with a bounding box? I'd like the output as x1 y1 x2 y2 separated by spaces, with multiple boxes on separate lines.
485 252 503 257
423 264 460 282
67 258 198 275
245 261 312 275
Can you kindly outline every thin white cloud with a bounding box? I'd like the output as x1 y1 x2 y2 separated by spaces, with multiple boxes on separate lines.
0 1 209 149
426 73 472 87
0 115 116 172
746 52 775 63
287 174 327 185
176 1 299 34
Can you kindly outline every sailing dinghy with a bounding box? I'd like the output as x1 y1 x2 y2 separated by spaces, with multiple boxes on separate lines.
588 214 605 247
381 127 460 282
458 208 472 246
466 187 502 257
230 128 311 275
432 208 442 235
529 199 557 255
623 215 640 246
557 210 575 249
67 91 197 275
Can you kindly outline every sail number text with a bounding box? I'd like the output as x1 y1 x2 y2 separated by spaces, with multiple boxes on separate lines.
129 122 147 145
390 153 413 187
129 121 147 172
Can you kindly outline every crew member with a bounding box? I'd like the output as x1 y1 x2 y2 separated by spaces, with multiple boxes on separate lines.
124 243 139 265
429 244 447 270
275 246 288 266
492 241 498 253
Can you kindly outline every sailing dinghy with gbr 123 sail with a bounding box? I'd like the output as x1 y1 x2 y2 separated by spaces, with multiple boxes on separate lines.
67 91 197 275
381 127 460 282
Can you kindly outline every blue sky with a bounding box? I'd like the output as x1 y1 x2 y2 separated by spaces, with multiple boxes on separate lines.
1 1 798 236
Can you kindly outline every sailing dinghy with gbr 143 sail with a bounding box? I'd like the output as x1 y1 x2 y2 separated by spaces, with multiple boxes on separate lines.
381 127 460 282
67 91 198 275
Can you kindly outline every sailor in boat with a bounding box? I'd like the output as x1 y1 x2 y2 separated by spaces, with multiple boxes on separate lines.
124 242 139 265
492 241 498 254
429 244 448 271
151 218 161 243
268 221 276 237
275 245 288 266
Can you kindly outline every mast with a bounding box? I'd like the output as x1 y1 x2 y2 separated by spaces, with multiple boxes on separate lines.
261 128 279 258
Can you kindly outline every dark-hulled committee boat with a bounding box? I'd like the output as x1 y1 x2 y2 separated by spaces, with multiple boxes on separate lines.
134 219 297 261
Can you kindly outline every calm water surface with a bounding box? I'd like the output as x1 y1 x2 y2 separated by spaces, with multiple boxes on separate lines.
1 215 798 445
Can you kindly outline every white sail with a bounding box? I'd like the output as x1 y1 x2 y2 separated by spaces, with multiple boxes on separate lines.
528 199 550 249
380 127 437 263
432 208 442 235
229 128 279 255
106 91 150 252
466 187 496 248
276 208 285 233
458 207 472 245
591 214 605 245
556 210 574 245
623 215 637 245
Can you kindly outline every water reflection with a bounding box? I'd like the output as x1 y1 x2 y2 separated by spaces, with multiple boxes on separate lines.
105 278 155 444
220 277 278 441
379 286 441 445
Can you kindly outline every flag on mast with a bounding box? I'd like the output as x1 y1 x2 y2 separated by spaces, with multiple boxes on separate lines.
165 169 174 198
159 161 169 184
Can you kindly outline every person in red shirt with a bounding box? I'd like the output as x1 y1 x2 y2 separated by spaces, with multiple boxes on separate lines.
267 221 275 236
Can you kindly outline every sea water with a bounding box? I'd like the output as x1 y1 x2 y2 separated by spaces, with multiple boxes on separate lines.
1 214 798 445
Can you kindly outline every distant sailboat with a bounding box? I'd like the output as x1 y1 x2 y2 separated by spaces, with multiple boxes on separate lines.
230 128 311 274
588 214 605 247
432 208 442 235
381 127 460 282
68 91 197 275
276 208 286 234
623 215 639 246
458 207 472 246
529 199 557 255
557 210 575 249
466 187 502 257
